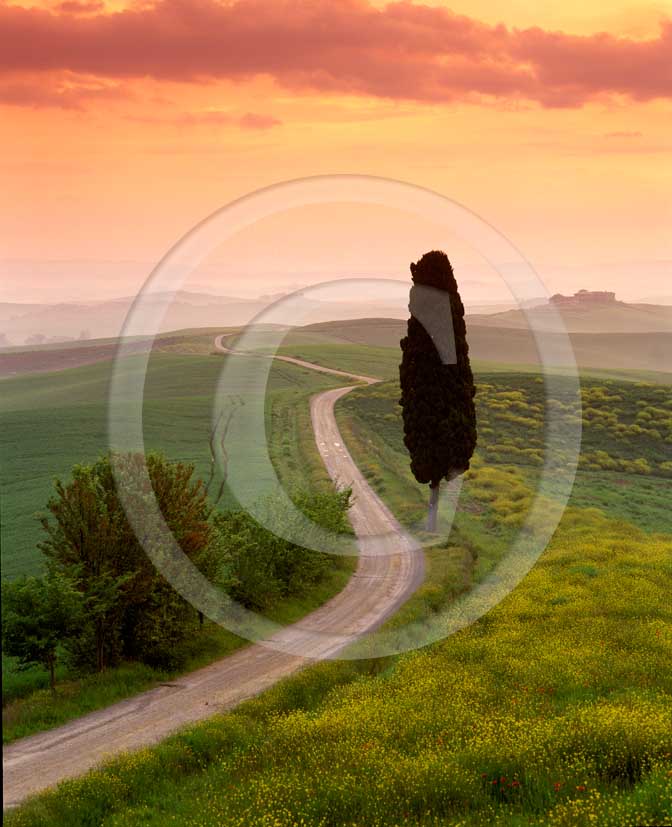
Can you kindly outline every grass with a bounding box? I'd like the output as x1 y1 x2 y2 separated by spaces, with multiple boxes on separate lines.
276 336 672 386
279 342 401 379
471 361 672 386
6 501 671 827
4 337 672 825
2 450 527 819
1 344 359 741
0 349 350 578
334 371 672 536
551 470 670 535
2 556 354 744
339 373 672 479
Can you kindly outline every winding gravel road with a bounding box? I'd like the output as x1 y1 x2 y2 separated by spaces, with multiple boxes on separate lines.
2 335 424 809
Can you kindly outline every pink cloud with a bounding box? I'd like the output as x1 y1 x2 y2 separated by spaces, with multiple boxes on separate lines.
0 0 670 109
56 1 105 15
0 74 128 109
130 109 281 128
179 109 281 129
512 22 672 105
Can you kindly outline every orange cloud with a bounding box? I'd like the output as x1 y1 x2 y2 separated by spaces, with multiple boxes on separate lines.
56 1 105 14
0 0 670 110
131 108 282 128
0 72 128 108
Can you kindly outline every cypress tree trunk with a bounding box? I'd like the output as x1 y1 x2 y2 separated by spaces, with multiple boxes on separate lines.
427 483 440 533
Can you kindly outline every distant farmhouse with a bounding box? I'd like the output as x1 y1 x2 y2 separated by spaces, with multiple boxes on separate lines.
550 289 618 306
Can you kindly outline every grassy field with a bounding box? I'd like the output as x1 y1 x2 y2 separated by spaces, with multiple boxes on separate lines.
277 318 672 381
335 372 672 535
2 330 666 580
7 498 671 826
0 328 234 378
1 344 359 739
278 339 672 387
4 336 672 825
0 347 351 578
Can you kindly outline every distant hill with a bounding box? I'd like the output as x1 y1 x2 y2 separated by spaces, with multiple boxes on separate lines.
298 317 671 376
2 286 670 379
0 290 412 347
3 312 670 380
0 328 237 378
3 287 668 347
0 292 269 347
468 290 672 333
298 318 406 348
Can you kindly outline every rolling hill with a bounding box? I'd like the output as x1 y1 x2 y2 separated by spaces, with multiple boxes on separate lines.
468 290 672 333
0 290 408 347
296 318 671 377
2 315 671 381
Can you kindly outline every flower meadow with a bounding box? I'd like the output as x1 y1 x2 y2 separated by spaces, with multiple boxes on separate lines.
341 375 672 479
7 503 671 827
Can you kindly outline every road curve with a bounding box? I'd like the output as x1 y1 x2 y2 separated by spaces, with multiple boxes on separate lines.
3 335 424 809
213 334 381 385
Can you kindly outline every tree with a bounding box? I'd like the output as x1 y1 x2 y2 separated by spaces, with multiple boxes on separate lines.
399 251 477 532
1 572 83 691
212 488 351 611
38 452 222 671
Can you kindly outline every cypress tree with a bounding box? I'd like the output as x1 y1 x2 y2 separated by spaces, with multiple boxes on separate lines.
399 251 477 531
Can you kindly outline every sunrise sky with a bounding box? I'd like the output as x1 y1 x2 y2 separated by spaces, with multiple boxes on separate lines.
1 0 671 303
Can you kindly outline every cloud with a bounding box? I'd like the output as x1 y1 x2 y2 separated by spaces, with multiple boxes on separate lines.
131 109 282 128
511 22 672 106
180 110 281 129
0 0 670 109
0 74 128 109
56 1 106 15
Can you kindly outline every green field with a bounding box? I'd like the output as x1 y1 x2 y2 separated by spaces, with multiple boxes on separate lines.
334 372 672 535
3 335 672 825
277 338 672 387
7 490 671 826
1 344 358 739
274 317 672 384
0 348 352 578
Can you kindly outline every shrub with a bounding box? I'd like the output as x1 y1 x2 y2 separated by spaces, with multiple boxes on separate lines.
37 452 223 672
213 489 351 611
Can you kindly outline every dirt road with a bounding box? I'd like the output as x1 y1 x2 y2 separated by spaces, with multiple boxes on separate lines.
3 335 423 809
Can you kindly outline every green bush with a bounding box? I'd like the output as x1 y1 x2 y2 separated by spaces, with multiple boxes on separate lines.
214 489 351 611
37 452 225 672
1 572 83 690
